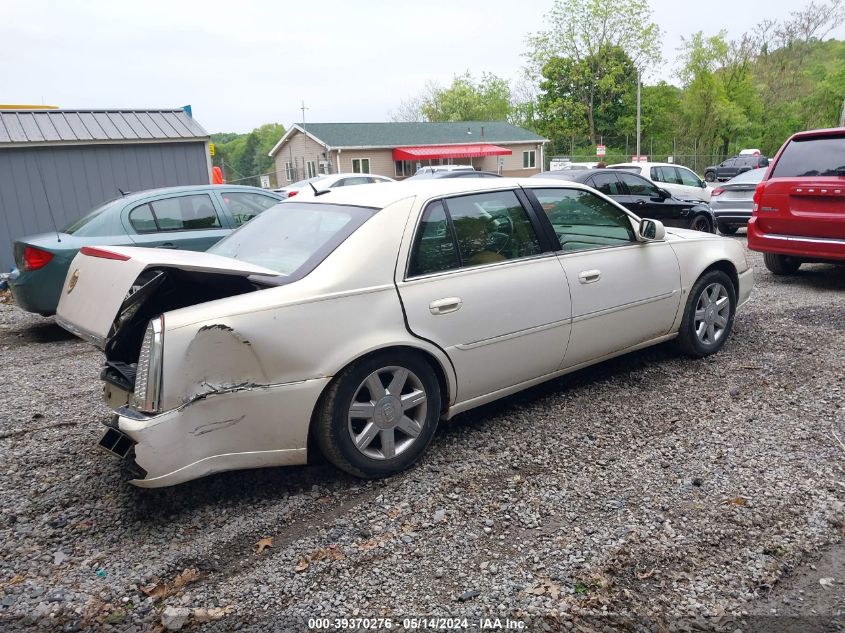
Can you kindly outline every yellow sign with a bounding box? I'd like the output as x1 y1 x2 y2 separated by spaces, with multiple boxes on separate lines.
209 143 215 156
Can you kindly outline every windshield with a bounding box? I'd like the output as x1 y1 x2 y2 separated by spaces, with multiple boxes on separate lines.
208 202 375 277
62 197 121 234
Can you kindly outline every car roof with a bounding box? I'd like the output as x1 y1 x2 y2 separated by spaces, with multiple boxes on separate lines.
117 184 279 203
610 162 690 170
289 177 597 209
790 126 845 141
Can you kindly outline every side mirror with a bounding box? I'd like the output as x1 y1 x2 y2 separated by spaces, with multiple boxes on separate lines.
657 188 671 199
638 218 666 242
699 180 707 188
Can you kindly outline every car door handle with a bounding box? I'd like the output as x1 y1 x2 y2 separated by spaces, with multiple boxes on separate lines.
159 242 178 249
578 269 601 284
429 297 462 315
634 199 646 206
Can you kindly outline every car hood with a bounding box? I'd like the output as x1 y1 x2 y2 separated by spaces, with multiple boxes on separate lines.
56 246 282 347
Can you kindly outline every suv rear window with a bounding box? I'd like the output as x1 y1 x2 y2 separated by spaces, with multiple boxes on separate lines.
771 135 845 178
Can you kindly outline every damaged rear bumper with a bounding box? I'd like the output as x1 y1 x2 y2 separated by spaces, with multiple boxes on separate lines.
107 377 330 488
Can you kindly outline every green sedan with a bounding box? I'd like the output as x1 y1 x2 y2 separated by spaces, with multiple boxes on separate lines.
7 185 284 316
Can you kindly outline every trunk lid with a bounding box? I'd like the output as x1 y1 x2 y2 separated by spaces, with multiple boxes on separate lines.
56 246 281 347
756 132 845 239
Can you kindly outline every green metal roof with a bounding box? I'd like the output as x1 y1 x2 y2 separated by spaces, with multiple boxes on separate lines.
299 122 547 148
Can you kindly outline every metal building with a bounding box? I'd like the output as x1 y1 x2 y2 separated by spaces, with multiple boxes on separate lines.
0 108 211 272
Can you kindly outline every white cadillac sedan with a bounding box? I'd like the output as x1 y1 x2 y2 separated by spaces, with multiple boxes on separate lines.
56 178 753 487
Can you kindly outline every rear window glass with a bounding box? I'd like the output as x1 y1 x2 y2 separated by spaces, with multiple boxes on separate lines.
63 198 121 235
208 202 374 277
771 136 845 178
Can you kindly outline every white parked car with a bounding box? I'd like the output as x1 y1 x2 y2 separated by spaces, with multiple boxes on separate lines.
608 162 711 203
56 178 753 487
414 165 475 176
274 172 394 198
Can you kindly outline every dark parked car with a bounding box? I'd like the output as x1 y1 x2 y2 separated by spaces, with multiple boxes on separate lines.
710 168 767 234
8 185 284 316
704 155 769 182
406 170 502 180
533 170 715 233
748 127 845 274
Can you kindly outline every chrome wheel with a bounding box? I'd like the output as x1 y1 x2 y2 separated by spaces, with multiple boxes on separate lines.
347 366 427 460
694 282 730 346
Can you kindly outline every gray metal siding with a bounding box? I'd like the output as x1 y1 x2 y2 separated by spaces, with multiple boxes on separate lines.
0 142 209 271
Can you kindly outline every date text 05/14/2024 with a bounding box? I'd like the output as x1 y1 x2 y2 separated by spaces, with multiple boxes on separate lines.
307 617 526 630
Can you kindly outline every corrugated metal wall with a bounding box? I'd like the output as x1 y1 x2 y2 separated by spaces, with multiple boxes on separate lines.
0 141 209 271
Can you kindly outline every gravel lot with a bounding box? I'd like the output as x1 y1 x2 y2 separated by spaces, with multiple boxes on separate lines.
1 238 843 632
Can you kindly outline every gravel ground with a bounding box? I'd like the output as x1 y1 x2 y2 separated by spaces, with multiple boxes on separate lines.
0 239 843 632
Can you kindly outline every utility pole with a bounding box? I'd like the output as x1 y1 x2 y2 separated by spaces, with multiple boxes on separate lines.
839 98 845 127
636 70 641 162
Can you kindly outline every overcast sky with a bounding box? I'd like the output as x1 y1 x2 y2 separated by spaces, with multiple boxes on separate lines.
2 0 843 134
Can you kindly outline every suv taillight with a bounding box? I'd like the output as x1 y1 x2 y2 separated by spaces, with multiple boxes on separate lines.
752 182 765 213
21 246 54 271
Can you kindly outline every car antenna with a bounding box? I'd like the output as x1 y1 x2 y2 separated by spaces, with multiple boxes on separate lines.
118 188 130 197
309 182 331 197
31 152 61 243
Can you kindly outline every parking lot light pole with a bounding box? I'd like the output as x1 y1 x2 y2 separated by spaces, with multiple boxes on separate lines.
636 71 641 161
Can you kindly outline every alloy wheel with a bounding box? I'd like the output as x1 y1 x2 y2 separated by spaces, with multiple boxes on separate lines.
694 282 730 346
347 366 428 460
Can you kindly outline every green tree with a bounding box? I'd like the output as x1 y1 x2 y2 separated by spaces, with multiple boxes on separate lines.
234 132 260 186
526 0 661 143
420 72 512 122
538 45 637 142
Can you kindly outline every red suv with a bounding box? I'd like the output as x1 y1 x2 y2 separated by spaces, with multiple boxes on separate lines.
747 127 845 274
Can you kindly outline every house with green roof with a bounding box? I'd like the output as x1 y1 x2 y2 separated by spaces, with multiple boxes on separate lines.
268 122 548 183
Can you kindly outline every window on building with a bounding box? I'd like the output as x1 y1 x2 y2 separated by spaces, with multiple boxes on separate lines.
352 158 371 174
395 160 417 178
285 162 296 182
307 161 317 178
523 150 536 169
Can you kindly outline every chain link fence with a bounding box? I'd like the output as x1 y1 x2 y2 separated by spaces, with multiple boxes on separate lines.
545 136 763 175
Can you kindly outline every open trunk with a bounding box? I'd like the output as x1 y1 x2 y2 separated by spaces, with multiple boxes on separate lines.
56 246 283 363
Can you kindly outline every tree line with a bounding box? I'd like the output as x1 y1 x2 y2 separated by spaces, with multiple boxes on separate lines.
393 0 845 170
210 123 285 187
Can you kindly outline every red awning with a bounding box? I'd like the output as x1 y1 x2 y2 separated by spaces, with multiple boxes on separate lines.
393 144 512 160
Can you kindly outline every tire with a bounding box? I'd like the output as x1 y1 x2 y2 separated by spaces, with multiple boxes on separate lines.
718 224 738 235
675 270 737 357
314 351 441 478
704 171 716 182
763 252 801 275
689 214 713 233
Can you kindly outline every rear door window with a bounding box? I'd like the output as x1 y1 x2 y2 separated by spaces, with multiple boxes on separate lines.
128 204 158 233
617 172 661 197
771 136 845 177
589 172 624 195
149 194 222 231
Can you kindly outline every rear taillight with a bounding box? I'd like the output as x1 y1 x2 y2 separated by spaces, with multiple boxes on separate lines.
287 190 298 198
22 246 54 271
752 182 765 212
711 188 724 197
